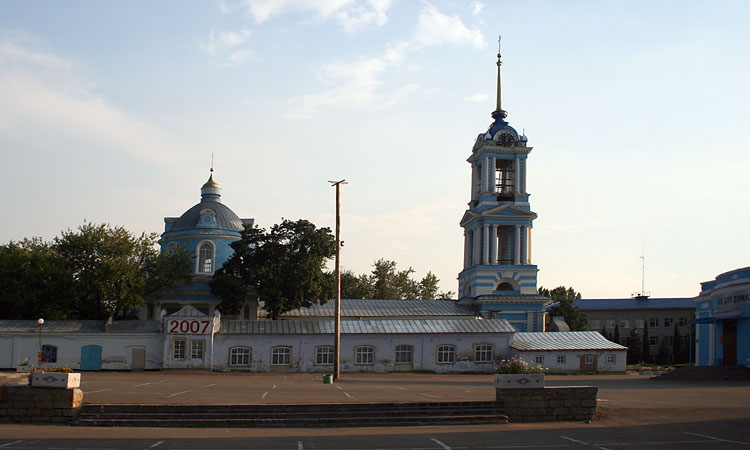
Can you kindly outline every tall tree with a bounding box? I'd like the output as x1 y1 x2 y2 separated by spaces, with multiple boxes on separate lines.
642 321 650 363
613 325 621 344
672 323 682 364
627 327 642 364
211 219 336 319
539 286 587 331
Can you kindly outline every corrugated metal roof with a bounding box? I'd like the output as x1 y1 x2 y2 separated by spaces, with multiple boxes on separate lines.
570 297 695 310
510 331 627 351
277 299 476 318
220 318 515 335
105 321 161 333
0 320 105 333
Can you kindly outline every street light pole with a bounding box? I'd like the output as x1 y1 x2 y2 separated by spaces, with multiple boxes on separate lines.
37 318 44 366
328 179 347 381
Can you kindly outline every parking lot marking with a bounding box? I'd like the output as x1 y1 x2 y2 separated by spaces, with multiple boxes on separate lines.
431 438 451 450
261 392 268 399
272 384 277 389
83 388 113 394
335 385 343 390
682 431 750 445
166 390 191 398
419 393 440 398
297 441 303 450
133 380 165 387
0 441 22 448
344 392 353 399
397 387 410 391
149 441 164 448
560 435 610 450
201 383 217 388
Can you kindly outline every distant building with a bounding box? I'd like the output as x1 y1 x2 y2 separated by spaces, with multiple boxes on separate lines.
695 267 750 367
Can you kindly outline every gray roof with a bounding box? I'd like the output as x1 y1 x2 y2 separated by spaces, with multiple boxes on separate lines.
168 200 246 233
220 318 515 335
0 320 161 334
278 299 475 318
104 321 161 333
510 331 627 351
570 297 695 310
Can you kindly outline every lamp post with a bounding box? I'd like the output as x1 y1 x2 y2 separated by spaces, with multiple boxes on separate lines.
37 318 44 366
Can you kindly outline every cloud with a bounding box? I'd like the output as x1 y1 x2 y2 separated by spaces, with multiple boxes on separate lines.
240 0 392 32
470 1 485 16
195 29 251 56
465 94 488 103
0 41 180 166
287 4 485 117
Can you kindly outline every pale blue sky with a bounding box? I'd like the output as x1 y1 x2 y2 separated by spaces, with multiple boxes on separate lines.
2 1 748 298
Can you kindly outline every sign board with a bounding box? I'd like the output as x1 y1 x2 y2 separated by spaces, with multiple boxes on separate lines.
716 288 750 312
166 317 220 335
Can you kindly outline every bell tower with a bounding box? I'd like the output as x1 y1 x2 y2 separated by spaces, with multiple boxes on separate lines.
458 36 549 331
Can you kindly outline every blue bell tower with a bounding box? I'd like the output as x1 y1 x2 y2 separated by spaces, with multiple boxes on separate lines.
457 37 549 331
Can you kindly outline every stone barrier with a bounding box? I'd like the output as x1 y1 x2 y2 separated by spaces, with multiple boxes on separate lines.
0 385 83 423
495 386 597 422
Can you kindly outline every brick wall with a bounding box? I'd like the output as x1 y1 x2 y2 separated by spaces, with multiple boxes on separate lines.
0 385 83 423
496 386 597 422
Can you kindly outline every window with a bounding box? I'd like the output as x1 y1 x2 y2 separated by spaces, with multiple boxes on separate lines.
354 346 374 365
41 344 57 363
620 319 630 329
635 319 645 329
663 336 673 346
271 346 291 365
436 345 456 364
495 159 515 198
606 354 616 364
556 354 565 364
190 340 205 359
172 339 186 360
534 355 544 365
584 355 594 364
395 345 413 364
315 346 334 365
605 319 615 329
590 319 600 330
649 336 659 346
198 242 214 273
664 318 673 328
229 347 251 366
474 344 493 363
649 318 659 328
678 318 688 327
679 335 689 345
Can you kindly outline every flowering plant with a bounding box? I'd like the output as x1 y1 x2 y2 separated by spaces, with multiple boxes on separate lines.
496 357 548 375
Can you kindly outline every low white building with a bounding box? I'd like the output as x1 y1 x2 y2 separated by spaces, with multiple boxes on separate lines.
509 331 627 373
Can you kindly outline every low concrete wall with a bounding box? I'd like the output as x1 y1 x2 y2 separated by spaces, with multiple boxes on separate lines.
496 386 597 422
0 385 83 423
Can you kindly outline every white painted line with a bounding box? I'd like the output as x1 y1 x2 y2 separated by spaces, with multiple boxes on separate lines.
431 438 451 450
272 384 277 389
261 391 268 399
335 385 343 390
149 441 164 448
560 435 611 450
297 441 303 450
201 383 217 388
343 392 353 399
133 380 165 387
0 441 22 448
397 387 410 391
682 431 750 445
83 388 113 394
419 393 440 398
166 390 191 398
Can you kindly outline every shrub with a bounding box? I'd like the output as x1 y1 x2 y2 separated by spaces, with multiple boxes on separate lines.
496 357 548 375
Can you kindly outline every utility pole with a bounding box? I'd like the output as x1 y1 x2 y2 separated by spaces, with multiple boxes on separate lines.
328 179 347 381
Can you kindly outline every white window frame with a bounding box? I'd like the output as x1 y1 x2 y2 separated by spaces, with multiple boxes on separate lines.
590 319 600 330
172 339 186 360
649 336 659 346
474 344 493 363
605 319 615 329
649 318 659 328
354 346 375 365
395 345 413 364
229 347 251 366
606 354 616 364
584 355 594 364
436 345 456 364
664 318 673 328
315 346 334 365
190 339 205 360
556 354 565 364
534 355 544 365
197 241 215 274
620 319 630 329
271 346 291 366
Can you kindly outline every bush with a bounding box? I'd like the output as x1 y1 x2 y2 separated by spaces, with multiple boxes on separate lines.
496 357 548 375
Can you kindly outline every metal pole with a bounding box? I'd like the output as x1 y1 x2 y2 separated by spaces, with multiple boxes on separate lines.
328 180 347 381
37 318 44 367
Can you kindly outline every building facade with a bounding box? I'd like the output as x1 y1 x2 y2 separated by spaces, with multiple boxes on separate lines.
695 267 750 367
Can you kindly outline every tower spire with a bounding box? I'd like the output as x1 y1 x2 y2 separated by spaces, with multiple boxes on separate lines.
492 34 507 120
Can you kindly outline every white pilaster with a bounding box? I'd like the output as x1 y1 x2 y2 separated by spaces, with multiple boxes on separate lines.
482 225 490 265
514 225 521 265
488 157 495 194
471 165 477 202
463 231 471 269
527 226 532 264
520 226 527 265
490 225 498 265
472 228 480 266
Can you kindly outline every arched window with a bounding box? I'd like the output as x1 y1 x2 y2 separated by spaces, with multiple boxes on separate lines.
271 346 291 365
315 346 334 365
436 345 455 364
354 346 375 365
497 282 514 291
198 242 214 273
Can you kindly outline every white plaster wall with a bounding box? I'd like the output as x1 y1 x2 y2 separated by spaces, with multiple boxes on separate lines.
513 350 627 373
0 334 162 370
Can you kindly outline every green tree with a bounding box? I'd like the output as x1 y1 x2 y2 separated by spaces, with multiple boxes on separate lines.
55 223 192 319
642 321 650 363
326 261 454 300
211 219 336 319
613 325 621 344
627 328 642 364
539 286 587 331
672 323 683 364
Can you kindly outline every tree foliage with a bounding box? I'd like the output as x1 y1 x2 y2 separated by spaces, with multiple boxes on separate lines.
0 223 192 320
211 219 336 319
642 321 650 363
627 327 642 364
539 286 587 331
331 259 454 300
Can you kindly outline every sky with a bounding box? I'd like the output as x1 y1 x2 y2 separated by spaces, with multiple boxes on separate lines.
1 0 749 299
